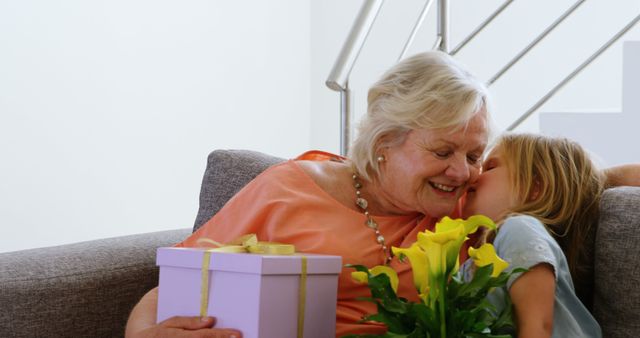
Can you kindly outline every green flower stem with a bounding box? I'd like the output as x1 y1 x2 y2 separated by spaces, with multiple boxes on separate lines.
439 287 446 338
439 255 447 338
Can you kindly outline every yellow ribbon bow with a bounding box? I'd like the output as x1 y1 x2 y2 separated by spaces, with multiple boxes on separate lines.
197 233 296 255
196 234 306 338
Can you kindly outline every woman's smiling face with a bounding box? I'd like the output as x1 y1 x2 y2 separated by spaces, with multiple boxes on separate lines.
375 111 489 218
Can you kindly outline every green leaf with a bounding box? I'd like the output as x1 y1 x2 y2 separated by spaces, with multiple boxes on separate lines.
489 292 516 336
380 332 412 338
410 302 437 328
367 310 407 334
367 274 407 314
347 264 373 273
456 264 494 297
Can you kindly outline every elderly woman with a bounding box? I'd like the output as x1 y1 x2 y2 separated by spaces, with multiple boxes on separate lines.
126 51 491 337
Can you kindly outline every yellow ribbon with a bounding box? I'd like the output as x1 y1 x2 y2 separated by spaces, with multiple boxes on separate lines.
197 234 306 337
297 256 307 338
196 234 295 255
200 249 214 317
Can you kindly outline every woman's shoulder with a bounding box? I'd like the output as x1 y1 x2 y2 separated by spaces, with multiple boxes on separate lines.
294 150 349 191
295 158 355 210
245 151 351 202
225 159 313 204
256 150 344 183
248 159 299 185
295 150 345 161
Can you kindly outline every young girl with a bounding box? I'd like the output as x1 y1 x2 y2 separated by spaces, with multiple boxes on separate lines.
463 133 606 338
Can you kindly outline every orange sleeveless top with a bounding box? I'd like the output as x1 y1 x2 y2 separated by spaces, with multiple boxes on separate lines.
178 151 460 336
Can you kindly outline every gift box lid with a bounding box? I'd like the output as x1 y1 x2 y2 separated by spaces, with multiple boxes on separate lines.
156 247 342 275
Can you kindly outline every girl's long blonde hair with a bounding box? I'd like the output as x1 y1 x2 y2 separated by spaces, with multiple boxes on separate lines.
498 133 605 308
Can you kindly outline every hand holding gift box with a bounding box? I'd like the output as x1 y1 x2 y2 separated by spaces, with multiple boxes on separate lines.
156 235 342 338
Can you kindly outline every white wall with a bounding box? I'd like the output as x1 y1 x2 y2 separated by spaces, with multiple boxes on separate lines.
3 0 639 253
0 0 310 253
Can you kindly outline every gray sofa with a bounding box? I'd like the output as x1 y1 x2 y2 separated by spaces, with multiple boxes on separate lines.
1 149 638 338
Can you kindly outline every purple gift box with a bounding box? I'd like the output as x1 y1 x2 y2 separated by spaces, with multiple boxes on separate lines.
156 247 342 338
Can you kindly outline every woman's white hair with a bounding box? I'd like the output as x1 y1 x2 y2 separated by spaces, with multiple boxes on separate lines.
349 51 491 181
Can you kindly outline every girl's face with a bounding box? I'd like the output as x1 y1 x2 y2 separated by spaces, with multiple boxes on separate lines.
463 145 519 221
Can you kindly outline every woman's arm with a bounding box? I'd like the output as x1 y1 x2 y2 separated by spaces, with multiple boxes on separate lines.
125 287 241 338
603 164 640 187
509 263 555 338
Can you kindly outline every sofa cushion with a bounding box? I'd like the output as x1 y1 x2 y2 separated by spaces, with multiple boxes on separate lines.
594 186 640 338
193 149 285 232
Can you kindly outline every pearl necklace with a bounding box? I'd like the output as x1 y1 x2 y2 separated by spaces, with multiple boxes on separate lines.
352 172 393 265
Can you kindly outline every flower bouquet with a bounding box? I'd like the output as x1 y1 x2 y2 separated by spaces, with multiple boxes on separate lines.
345 215 525 338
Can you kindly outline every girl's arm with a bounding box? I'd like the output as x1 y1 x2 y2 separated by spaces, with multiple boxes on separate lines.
509 263 555 338
603 163 640 187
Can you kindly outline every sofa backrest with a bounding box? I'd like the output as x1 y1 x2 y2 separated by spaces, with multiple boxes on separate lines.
193 149 285 232
193 149 640 338
593 186 640 338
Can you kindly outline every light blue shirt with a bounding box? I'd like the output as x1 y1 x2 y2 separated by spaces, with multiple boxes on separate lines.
463 215 602 338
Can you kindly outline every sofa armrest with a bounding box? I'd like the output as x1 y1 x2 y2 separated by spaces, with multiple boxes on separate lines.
0 228 191 338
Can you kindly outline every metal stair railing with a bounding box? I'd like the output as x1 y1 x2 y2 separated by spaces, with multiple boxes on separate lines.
399 0 435 61
483 0 586 85
326 0 384 156
507 13 640 130
449 0 515 56
326 0 640 154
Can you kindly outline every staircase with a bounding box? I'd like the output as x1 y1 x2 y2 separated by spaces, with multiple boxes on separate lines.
322 1 640 159
540 41 640 166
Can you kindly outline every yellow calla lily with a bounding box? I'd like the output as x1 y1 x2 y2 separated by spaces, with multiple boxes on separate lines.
468 243 509 277
431 216 497 277
419 226 463 246
417 233 443 277
418 223 464 278
392 243 429 295
413 233 445 307
434 216 463 233
462 215 496 235
351 266 399 293
348 214 510 338
408 215 499 307
370 266 400 293
351 271 368 284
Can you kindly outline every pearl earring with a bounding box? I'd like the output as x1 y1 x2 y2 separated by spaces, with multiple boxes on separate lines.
377 155 386 163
